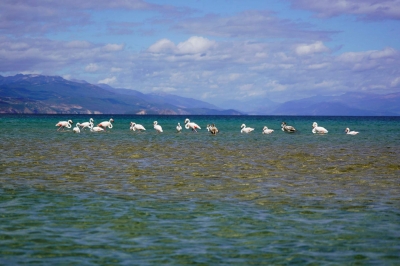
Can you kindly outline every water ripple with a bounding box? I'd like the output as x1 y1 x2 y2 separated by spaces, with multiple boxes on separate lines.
1 115 399 264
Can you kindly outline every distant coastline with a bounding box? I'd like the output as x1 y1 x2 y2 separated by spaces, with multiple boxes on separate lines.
1 74 400 116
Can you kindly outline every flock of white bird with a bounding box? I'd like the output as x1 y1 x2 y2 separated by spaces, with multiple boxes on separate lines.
55 118 359 135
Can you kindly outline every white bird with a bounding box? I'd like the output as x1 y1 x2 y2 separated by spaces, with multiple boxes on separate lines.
79 118 93 130
241 124 254 133
176 123 182 132
90 124 104 132
98 118 114 131
130 122 146 132
312 122 328 134
281 122 296 133
55 120 73 131
207 124 219 135
73 124 81 133
184 118 201 132
345 128 359 135
153 121 163 133
262 126 274 134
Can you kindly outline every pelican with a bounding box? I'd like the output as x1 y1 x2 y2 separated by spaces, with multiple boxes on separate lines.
345 128 359 135
241 124 254 133
130 122 146 132
281 122 296 133
184 118 201 132
153 121 163 133
262 126 274 134
207 124 219 135
176 123 182 132
98 118 114 131
73 124 81 133
90 124 104 132
79 118 93 130
55 120 73 131
312 122 328 134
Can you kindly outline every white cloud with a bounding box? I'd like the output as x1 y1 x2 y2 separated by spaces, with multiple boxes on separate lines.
148 39 176 53
174 10 334 40
278 64 294 69
169 72 185 83
314 80 336 88
265 80 287 92
20 70 42 75
111 67 122 72
255 52 268 58
295 41 330 56
239 84 253 91
85 63 99 72
102 44 124 52
391 77 400 87
369 47 397 59
176 36 216 54
216 73 242 84
147 36 216 55
65 41 91 49
289 0 400 20
209 84 219 89
98 76 116 84
308 63 330 69
152 86 177 92
337 47 398 63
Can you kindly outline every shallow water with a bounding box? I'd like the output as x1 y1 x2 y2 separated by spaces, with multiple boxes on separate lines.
1 114 399 264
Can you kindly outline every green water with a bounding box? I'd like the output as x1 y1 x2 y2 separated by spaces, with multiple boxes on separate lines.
1 115 399 264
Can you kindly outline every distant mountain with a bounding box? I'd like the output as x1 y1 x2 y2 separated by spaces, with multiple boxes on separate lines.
0 74 243 115
270 92 400 116
217 91 400 116
271 101 378 116
97 84 220 110
1 74 398 116
220 97 279 115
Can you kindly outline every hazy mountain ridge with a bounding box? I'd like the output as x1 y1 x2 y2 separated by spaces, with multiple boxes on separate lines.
220 98 280 115
97 84 220 110
0 74 399 115
0 74 242 115
269 92 400 116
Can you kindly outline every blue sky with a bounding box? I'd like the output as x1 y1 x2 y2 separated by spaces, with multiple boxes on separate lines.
1 0 399 106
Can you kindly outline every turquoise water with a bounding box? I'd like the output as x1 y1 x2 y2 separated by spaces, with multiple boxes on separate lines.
1 114 399 265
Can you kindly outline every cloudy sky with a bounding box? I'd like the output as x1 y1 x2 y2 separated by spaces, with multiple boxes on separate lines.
1 0 400 106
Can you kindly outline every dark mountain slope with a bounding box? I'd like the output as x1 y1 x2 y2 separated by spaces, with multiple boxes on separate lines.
0 74 242 115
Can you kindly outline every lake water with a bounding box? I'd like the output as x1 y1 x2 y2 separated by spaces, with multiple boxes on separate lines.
1 114 399 265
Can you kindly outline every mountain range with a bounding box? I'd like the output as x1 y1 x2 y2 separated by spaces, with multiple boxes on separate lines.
268 92 400 116
0 74 241 115
0 74 399 115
